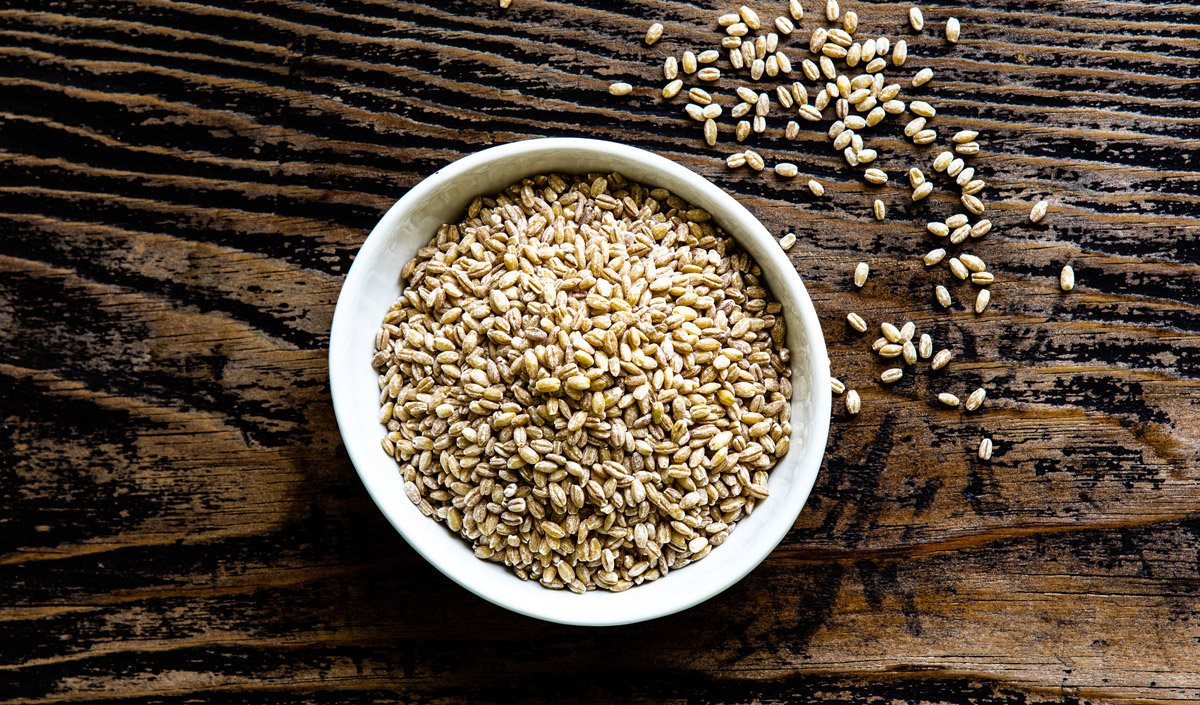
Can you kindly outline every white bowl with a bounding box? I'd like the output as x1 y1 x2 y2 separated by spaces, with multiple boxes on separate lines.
329 137 830 626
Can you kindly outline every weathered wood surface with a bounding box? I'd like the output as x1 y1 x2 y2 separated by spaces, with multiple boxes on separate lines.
3 0 1200 702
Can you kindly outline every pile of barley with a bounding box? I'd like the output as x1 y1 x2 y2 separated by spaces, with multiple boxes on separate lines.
372 171 794 593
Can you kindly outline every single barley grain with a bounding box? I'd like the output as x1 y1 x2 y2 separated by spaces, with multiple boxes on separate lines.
786 120 801 140
697 67 721 81
919 333 933 358
719 13 740 26
858 148 878 163
776 15 795 34
966 387 987 411
646 22 664 45
845 114 867 130
664 56 679 81
846 42 862 67
698 49 720 64
872 336 889 351
936 284 952 308
955 141 980 155
881 321 901 342
766 55 780 76
962 194 985 215
970 219 992 238
814 88 830 110
844 10 859 33
978 437 993 460
777 51 793 74
777 85 795 109
752 115 767 132
685 103 705 121
956 166 976 186
912 67 934 87
799 104 823 121
1060 265 1075 291
913 182 934 200
952 129 978 143
865 57 887 73
846 389 861 414
689 87 712 105
933 151 953 171
854 261 870 287
903 341 918 365
864 168 888 184
946 213 969 228
946 17 961 42
877 36 890 54
883 99 906 114
866 106 886 126
663 80 683 99
975 288 991 313
704 118 718 145
938 392 960 407
790 0 804 19
924 248 946 266
810 28 829 54
905 117 927 137
1031 199 1049 222
823 43 848 59
844 147 859 166
702 103 723 119
862 38 877 61
792 81 809 105
947 157 965 177
900 321 916 341
723 35 743 48
809 179 826 196
963 179 986 195
727 152 747 168
826 0 840 22
776 162 800 178
950 224 970 244
971 271 994 285
727 21 749 37
744 149 765 171
893 39 908 66
682 51 698 74
848 312 869 332
740 5 761 28
928 222 949 237
910 100 936 118
834 130 854 150
960 253 986 272
609 82 633 96
735 120 751 141
909 168 926 188
829 28 853 47
949 257 969 279
751 58 766 80
931 348 952 370
881 368 904 383
909 6 925 30
730 47 746 69
874 199 886 220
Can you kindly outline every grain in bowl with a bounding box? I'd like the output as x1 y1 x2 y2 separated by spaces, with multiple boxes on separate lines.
371 171 793 593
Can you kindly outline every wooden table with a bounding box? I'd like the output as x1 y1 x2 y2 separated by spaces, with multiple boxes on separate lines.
4 0 1199 702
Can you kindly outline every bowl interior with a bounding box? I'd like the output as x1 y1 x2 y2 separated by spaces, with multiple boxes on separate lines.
329 138 830 626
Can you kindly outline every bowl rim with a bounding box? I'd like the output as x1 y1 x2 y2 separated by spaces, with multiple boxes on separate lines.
329 137 831 625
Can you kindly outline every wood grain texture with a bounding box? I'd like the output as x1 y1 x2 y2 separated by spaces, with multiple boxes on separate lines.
2 0 1200 702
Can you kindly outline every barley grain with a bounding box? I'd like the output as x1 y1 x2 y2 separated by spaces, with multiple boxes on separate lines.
826 0 839 21
823 43 848 59
846 389 861 414
947 157 964 177
862 38 877 61
792 81 809 105
909 168 926 188
883 99 906 114
786 120 801 140
1030 199 1049 222
732 101 752 118
970 271 994 285
723 35 743 48
924 248 946 266
913 67 934 87
952 129 978 143
776 15 795 34
704 118 718 146
848 312 869 331
910 100 935 118
866 106 886 126
662 79 683 98
881 368 903 383
844 10 859 33
931 348 952 370
730 47 746 69
727 21 749 37
955 166 975 187
946 213 969 228
905 117 927 137
959 253 986 272
865 57 887 73
685 103 705 121
872 337 889 351
697 67 721 81
810 28 829 53
790 0 805 19
646 22 664 45
876 36 890 55
935 284 952 308
751 58 766 80
950 224 970 244
975 288 991 313
1060 265 1075 291
913 182 934 200
752 115 767 133
831 377 847 395
799 104 823 121
874 199 886 220
893 39 908 66
828 28 853 46
963 179 985 195
858 148 878 163
727 152 748 168
854 261 870 287
966 387 987 411
978 437 993 460
664 56 679 81
949 257 969 280
970 219 992 238
946 17 961 42
938 392 960 407
776 162 800 178
903 341 918 365
744 149 765 170
698 49 720 64
739 5 761 28
844 114 866 130
609 82 633 96
919 333 933 358
864 168 888 184
927 222 949 237
910 6 925 30
766 54 780 76
881 321 901 342
719 13 740 26
962 194 985 215
955 141 980 155
776 51 793 74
